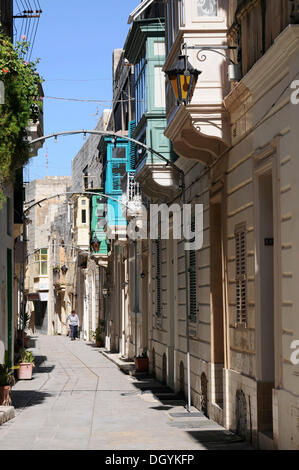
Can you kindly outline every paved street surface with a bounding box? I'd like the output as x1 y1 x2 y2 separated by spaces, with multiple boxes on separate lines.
0 335 253 450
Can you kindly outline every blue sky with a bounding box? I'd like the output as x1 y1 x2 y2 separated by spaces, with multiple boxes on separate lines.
21 0 138 182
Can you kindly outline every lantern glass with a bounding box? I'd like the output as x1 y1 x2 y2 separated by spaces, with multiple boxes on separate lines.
179 74 191 102
166 55 201 105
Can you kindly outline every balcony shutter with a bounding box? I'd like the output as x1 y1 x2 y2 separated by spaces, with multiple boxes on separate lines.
235 224 247 325
128 120 136 170
156 239 161 317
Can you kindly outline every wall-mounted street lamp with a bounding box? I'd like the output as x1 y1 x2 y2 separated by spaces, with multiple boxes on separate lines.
91 235 101 253
166 44 241 106
165 54 201 106
61 265 68 275
102 287 110 297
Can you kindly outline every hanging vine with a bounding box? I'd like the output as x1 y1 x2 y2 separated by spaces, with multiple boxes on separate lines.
0 33 43 205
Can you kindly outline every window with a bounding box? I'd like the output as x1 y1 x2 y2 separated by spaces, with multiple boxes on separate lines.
111 163 127 191
166 0 180 53
34 249 48 276
235 224 247 325
156 239 161 317
189 218 197 323
179 0 185 26
112 147 126 159
154 66 166 108
135 48 147 124
83 166 88 190
197 0 217 16
82 209 86 224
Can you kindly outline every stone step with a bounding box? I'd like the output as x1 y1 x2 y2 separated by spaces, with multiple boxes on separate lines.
0 406 15 425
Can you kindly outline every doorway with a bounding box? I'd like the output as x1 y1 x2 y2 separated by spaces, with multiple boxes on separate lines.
210 195 225 407
34 300 48 334
257 170 275 434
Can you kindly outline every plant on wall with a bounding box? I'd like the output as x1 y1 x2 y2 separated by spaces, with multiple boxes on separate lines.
0 33 43 205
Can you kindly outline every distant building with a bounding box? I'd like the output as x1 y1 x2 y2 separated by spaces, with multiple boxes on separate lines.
25 176 71 335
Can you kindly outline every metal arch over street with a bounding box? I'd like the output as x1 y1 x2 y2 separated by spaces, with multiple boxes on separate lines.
24 191 133 215
28 129 185 179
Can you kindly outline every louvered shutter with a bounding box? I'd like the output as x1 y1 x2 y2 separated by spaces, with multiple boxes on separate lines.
235 224 247 325
189 217 197 322
156 239 161 317
128 120 136 170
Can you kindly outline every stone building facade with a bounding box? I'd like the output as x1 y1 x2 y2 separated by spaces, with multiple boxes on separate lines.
24 176 71 335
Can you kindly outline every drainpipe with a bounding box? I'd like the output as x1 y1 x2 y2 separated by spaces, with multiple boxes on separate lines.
181 177 191 412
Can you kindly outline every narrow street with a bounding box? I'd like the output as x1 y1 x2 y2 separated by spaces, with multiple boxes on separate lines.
0 335 252 451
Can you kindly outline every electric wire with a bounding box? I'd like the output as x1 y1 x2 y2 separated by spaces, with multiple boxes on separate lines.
44 96 139 104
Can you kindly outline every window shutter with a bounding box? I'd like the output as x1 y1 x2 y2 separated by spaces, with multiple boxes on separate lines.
128 120 136 170
156 239 161 317
189 217 197 322
235 224 247 325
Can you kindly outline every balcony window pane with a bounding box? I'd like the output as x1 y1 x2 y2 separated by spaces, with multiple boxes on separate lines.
41 262 48 276
197 0 217 16
112 147 126 159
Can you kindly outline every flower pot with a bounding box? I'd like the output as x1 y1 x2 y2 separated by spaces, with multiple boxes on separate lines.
17 363 33 380
0 386 11 406
135 357 149 372
96 340 103 347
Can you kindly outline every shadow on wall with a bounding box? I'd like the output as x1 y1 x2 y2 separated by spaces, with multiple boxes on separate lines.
0 340 4 364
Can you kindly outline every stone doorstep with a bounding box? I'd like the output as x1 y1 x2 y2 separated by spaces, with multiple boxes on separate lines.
0 406 15 425
100 350 135 373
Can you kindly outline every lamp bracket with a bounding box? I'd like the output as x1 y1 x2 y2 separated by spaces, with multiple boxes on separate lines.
182 44 238 65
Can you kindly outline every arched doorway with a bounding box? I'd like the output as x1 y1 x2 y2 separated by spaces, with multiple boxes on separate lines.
162 353 167 385
236 390 247 439
200 372 208 417
179 361 185 397
152 348 156 377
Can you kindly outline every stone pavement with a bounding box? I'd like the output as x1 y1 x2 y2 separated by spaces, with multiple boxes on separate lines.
0 335 253 450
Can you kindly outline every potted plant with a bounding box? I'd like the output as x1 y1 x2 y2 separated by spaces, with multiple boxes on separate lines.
17 349 35 380
91 320 105 347
0 352 18 406
135 350 149 372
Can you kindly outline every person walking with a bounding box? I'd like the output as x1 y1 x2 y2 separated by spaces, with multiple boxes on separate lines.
65 310 80 341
